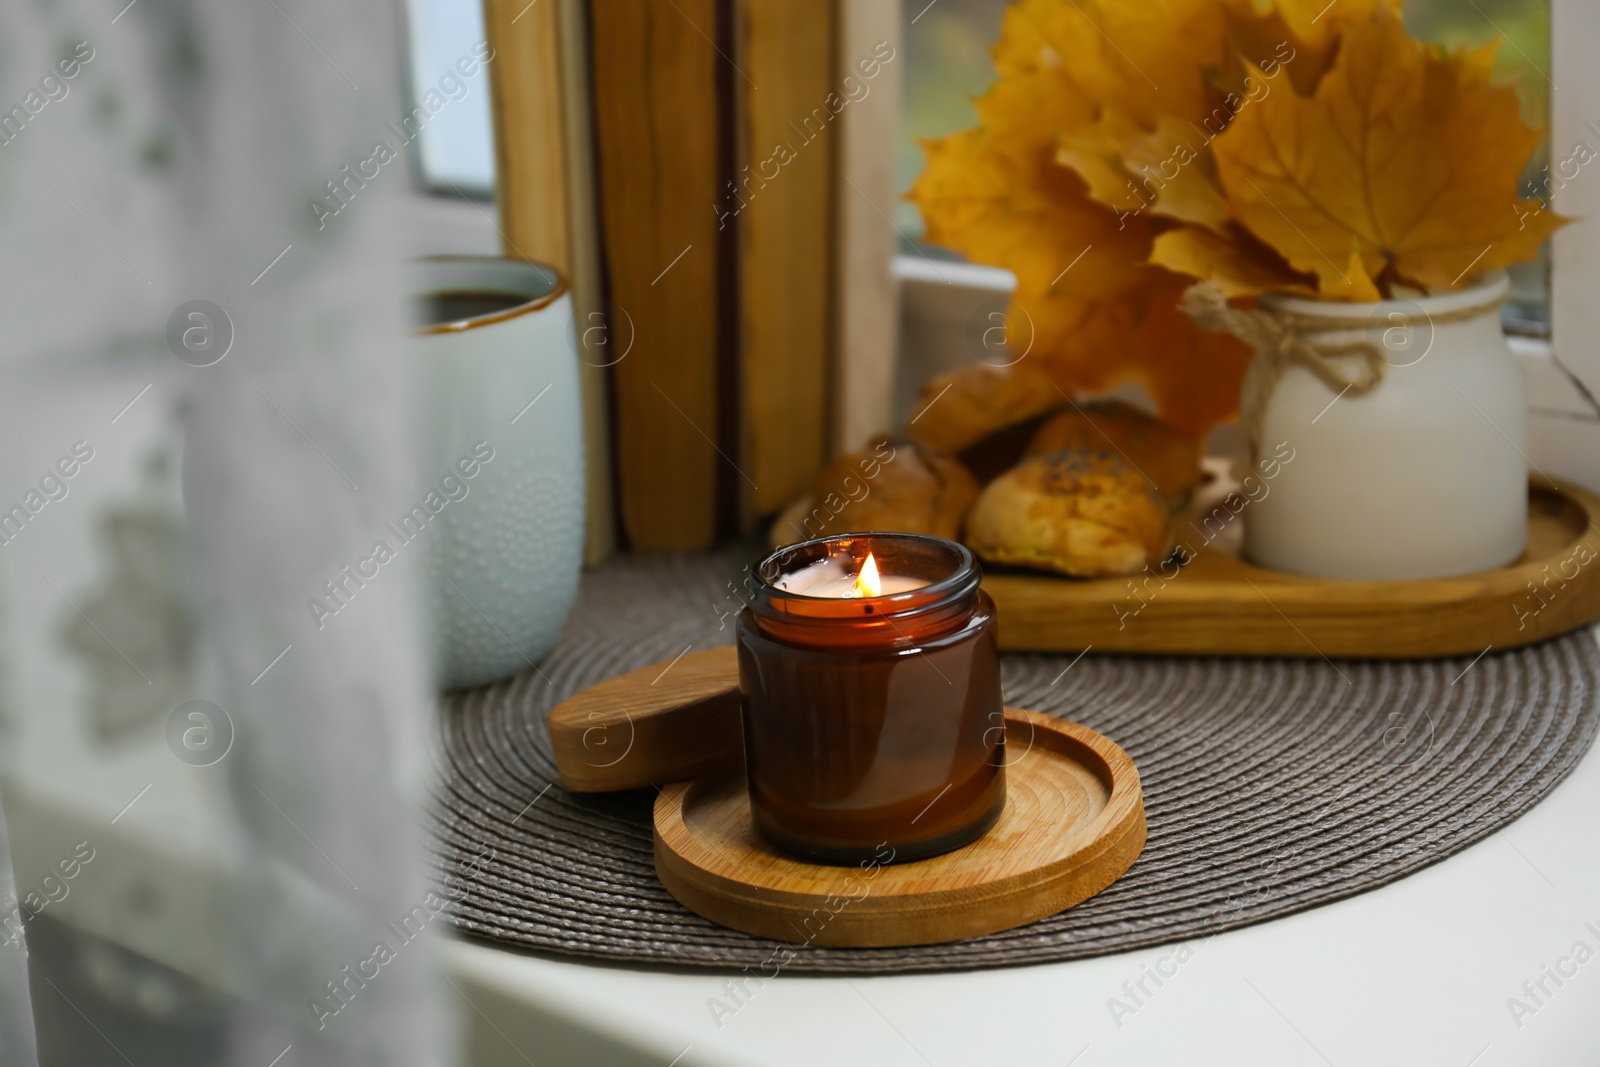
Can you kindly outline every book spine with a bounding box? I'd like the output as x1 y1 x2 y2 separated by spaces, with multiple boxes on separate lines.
735 0 836 523
589 0 728 549
831 0 901 454
557 0 616 564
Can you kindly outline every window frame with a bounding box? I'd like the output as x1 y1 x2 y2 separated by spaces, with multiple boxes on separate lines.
1548 0 1600 420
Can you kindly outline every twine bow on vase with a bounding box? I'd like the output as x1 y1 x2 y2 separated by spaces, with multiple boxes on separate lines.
1179 282 1389 464
1179 282 1509 464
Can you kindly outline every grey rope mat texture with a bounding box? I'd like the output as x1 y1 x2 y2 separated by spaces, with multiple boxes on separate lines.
430 549 1600 973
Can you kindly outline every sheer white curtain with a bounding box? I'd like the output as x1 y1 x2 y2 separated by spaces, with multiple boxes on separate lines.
0 0 453 1064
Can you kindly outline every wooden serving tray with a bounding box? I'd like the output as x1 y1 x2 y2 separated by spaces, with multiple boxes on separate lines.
776 473 1600 659
986 475 1600 658
653 708 1145 947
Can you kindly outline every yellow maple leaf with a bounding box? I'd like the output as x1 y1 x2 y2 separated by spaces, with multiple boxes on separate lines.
914 129 1154 310
973 28 1099 149
993 0 1231 128
1211 6 1567 294
1049 0 1423 252
1224 0 1405 92
1056 111 1234 233
1121 271 1256 435
1241 0 1403 46
912 123 1161 376
1151 225 1312 297
1322 247 1384 302
913 125 1253 432
911 0 1261 432
913 0 1550 437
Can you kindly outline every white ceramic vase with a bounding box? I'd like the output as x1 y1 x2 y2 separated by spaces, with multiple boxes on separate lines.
411 256 584 688
1243 272 1527 580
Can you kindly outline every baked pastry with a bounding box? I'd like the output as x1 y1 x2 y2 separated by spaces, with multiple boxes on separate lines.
965 449 1169 577
1027 399 1201 507
907 361 1063 456
783 437 979 543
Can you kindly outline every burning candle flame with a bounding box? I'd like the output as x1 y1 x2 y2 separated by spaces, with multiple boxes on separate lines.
851 553 882 598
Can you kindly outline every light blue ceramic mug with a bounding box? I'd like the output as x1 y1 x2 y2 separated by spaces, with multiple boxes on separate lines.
411 256 584 689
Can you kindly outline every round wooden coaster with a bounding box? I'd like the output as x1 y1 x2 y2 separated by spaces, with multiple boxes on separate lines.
653 708 1146 948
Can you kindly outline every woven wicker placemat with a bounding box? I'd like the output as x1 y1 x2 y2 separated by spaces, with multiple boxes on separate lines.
430 549 1600 973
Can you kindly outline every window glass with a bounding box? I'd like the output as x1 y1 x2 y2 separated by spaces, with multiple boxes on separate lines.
1404 0 1550 332
899 0 1553 332
897 0 1007 249
405 0 498 195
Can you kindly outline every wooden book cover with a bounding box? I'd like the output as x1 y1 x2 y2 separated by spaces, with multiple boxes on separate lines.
734 0 836 521
558 0 616 564
588 0 734 550
832 0 900 454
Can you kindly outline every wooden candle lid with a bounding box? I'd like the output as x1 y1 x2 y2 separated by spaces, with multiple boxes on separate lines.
653 708 1146 947
546 646 742 792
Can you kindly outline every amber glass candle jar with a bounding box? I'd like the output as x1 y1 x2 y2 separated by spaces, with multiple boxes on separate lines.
736 533 1006 865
